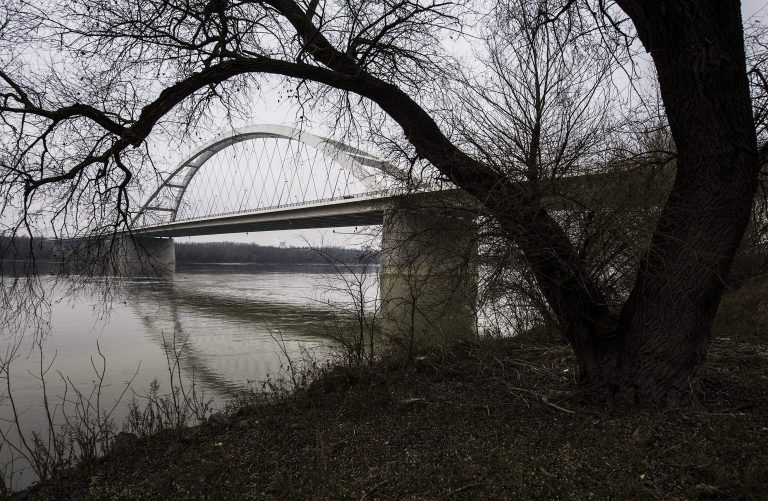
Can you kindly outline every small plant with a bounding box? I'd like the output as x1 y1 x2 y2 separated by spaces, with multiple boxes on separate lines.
125 331 213 438
307 240 381 367
262 330 325 397
0 329 214 491
0 338 134 489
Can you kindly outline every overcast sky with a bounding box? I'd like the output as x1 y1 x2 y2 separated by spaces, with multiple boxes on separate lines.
181 0 768 249
745 0 768 19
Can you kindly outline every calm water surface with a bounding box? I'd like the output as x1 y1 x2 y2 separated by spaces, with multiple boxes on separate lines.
1 263 377 488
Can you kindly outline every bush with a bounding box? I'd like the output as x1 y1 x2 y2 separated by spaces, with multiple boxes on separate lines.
713 276 768 342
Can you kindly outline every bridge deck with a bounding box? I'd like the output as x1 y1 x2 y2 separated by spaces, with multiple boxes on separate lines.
134 192 398 237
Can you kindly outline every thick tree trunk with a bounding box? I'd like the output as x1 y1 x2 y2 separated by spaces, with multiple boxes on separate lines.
270 0 759 405
585 0 761 404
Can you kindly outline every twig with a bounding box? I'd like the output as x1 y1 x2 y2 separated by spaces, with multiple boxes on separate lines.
360 479 388 501
506 385 575 414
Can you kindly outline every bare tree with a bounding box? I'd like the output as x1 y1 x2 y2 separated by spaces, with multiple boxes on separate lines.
308 239 381 366
0 0 763 405
444 0 636 337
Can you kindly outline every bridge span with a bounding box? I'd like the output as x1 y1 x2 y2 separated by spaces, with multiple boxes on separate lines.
128 125 477 348
134 190 448 237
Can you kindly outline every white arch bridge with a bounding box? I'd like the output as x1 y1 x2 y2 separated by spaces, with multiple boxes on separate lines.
132 124 447 236
125 124 669 346
128 124 477 346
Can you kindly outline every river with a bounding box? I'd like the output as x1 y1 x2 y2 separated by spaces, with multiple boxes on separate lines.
0 262 378 490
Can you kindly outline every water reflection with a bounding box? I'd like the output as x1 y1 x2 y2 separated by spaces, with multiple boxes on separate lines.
129 264 368 394
0 263 376 489
126 267 354 397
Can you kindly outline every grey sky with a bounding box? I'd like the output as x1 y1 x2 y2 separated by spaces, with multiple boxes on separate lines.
745 0 768 19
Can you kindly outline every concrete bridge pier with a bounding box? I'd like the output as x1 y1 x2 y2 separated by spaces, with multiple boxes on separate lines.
379 199 478 349
117 236 175 276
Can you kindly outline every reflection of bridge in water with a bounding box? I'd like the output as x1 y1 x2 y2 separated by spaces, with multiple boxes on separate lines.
127 275 352 398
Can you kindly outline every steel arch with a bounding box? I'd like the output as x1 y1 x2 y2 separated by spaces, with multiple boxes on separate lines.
135 124 401 223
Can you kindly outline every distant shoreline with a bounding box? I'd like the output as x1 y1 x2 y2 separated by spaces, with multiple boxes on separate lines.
176 261 379 267
1 236 379 266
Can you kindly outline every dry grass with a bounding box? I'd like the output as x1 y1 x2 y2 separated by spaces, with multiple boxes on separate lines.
17 329 767 500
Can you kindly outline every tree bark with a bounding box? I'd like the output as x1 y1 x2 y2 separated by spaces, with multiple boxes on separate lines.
593 0 761 404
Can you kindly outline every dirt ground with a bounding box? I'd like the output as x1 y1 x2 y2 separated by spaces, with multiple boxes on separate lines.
17 325 767 500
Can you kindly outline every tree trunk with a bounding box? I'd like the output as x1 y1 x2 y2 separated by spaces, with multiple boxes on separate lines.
585 0 762 405
269 0 759 405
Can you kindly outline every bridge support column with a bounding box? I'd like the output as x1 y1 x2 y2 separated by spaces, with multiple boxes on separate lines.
117 236 175 276
380 200 477 350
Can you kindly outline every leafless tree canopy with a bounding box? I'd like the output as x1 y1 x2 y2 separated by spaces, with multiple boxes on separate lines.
1 0 765 404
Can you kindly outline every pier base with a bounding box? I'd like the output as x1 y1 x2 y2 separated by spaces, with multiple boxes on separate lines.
380 198 477 349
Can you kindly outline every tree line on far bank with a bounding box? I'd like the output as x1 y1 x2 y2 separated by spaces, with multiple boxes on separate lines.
0 236 375 266
174 240 376 264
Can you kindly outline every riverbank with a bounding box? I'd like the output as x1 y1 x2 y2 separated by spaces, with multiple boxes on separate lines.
16 322 768 499
0 235 376 266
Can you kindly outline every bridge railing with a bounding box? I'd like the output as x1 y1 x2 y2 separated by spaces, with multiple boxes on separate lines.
135 188 391 229
135 179 451 230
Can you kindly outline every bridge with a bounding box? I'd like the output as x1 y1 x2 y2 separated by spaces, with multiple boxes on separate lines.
127 124 479 347
125 124 672 347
